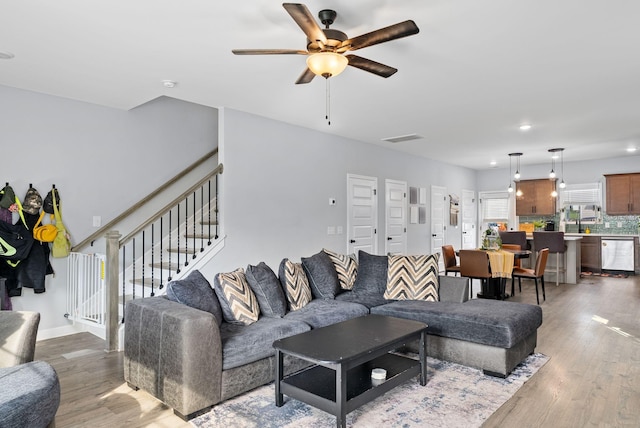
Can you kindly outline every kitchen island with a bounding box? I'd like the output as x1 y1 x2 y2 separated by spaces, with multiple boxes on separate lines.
526 235 583 284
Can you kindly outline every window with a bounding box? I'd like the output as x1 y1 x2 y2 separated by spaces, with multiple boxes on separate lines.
560 183 602 205
560 183 603 223
479 191 515 234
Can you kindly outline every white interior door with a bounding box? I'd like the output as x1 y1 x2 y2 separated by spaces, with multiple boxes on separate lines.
347 174 378 255
461 189 477 249
385 179 407 255
431 185 446 269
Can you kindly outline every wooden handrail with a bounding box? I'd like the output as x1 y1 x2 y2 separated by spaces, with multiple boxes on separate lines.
119 163 223 246
72 148 218 251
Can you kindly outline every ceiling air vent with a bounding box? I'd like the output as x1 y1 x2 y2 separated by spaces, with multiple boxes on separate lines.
381 134 423 143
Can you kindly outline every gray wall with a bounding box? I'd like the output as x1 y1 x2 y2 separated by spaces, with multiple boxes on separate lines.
1 85 217 335
200 108 478 277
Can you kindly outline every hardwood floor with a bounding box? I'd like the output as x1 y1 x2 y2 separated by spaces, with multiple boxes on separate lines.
35 274 640 427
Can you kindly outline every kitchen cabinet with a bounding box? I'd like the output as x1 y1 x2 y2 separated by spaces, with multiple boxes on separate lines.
580 235 601 273
516 179 557 215
605 173 640 215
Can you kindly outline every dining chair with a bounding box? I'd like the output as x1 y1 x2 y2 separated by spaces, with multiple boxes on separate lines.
459 249 491 300
499 230 529 267
533 231 565 286
512 248 549 305
441 245 461 276
500 243 522 296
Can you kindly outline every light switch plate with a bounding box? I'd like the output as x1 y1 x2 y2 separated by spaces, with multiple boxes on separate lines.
93 216 101 227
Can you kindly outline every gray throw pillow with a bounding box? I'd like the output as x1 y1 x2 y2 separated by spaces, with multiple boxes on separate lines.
301 251 341 299
352 251 388 295
166 270 223 326
245 262 287 317
213 268 260 325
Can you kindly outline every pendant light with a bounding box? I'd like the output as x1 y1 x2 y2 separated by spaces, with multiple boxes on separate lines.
513 152 522 181
507 154 514 193
508 152 522 193
548 148 564 197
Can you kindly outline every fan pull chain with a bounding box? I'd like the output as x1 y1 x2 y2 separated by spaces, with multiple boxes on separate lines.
326 78 331 126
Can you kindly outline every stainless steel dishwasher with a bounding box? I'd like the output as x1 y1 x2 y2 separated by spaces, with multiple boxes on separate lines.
601 237 635 271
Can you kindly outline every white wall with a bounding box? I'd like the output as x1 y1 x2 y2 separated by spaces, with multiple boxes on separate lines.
200 108 477 278
1 85 217 336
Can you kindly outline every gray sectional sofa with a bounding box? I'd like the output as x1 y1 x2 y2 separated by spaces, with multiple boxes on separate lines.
124 250 543 420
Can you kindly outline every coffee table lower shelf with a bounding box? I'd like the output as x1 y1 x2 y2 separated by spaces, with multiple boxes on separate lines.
279 353 421 418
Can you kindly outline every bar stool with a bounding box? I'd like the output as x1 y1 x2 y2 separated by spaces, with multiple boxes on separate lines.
459 249 491 300
533 231 566 286
441 245 461 276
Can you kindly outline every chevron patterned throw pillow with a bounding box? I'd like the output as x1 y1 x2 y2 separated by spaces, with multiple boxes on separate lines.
216 268 260 325
384 254 440 301
279 259 312 311
323 248 358 290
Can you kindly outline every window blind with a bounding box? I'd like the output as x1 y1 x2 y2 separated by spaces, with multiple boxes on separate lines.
560 183 602 205
481 193 509 220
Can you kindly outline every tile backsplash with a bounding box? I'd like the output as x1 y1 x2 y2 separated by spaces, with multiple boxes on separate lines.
520 214 640 235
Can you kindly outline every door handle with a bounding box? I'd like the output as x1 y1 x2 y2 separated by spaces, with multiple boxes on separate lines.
349 239 356 243
387 237 392 241
432 234 436 237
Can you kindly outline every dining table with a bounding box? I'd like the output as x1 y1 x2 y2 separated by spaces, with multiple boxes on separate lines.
458 248 531 300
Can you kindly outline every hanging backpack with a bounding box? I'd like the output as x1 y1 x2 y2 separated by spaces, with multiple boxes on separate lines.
43 188 60 214
0 220 34 264
0 184 27 228
0 184 15 209
51 189 71 258
22 186 43 215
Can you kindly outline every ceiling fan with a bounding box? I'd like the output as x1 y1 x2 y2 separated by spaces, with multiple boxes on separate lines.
232 3 420 84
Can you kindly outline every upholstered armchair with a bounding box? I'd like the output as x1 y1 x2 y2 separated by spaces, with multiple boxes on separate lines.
0 310 40 368
0 311 60 428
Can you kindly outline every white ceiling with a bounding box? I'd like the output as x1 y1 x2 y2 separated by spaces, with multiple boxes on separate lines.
2 0 639 170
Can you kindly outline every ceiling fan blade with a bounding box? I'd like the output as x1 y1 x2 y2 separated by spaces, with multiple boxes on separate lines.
341 20 419 51
346 55 397 78
295 67 316 84
283 3 327 45
232 49 308 55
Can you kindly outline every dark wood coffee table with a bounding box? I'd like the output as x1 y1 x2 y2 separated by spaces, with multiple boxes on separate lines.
273 314 427 428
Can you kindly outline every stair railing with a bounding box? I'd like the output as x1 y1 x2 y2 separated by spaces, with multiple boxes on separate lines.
72 148 218 252
103 163 223 351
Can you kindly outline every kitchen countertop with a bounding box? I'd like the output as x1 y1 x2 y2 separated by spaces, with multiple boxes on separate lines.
564 233 639 238
525 234 583 240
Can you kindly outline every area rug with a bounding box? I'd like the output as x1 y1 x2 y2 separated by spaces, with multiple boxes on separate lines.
191 353 549 428
581 271 629 278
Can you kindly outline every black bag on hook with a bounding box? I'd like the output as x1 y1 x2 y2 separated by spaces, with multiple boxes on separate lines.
0 220 34 263
43 188 60 214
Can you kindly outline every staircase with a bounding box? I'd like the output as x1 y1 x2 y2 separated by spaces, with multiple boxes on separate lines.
66 150 224 350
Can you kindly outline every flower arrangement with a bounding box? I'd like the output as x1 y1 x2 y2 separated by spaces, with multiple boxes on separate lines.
481 227 502 250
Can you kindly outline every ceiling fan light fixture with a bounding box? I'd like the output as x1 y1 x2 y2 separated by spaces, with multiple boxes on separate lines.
306 52 348 78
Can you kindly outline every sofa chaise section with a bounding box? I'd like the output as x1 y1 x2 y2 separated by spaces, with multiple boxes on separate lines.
371 298 542 376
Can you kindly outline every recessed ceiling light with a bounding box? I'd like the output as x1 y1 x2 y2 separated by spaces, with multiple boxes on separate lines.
519 124 532 131
627 147 637 153
162 80 177 88
0 51 15 60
